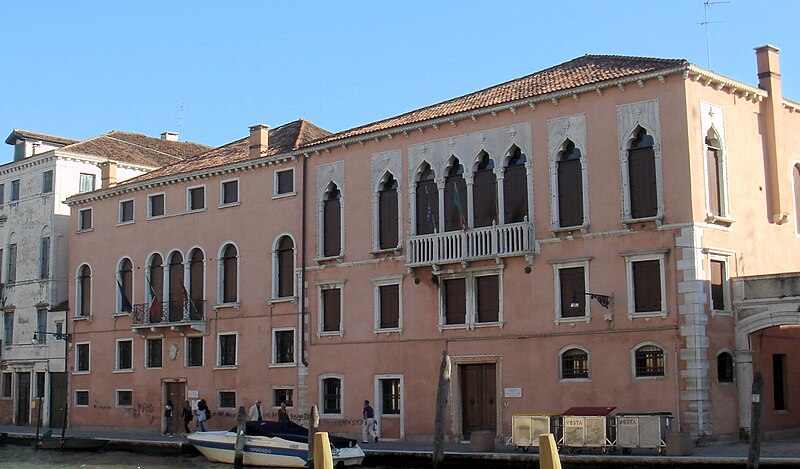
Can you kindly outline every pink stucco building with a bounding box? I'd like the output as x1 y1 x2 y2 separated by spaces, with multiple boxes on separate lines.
65 46 800 443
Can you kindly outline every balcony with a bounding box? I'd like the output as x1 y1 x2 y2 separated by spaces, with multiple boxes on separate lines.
407 221 534 267
131 300 206 334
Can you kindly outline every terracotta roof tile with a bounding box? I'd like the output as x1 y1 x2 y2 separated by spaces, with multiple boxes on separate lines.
302 54 688 147
61 131 211 167
4 129 78 146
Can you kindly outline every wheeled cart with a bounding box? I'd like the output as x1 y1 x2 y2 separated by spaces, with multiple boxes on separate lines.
509 413 560 452
558 406 616 454
614 412 672 454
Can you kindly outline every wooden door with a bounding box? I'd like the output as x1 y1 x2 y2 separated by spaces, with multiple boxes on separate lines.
49 372 68 429
164 381 186 433
16 372 31 425
460 364 496 437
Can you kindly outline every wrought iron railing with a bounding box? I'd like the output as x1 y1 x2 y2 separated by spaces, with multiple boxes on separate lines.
407 221 533 266
131 300 205 327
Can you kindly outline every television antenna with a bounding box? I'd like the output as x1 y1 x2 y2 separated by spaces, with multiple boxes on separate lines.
176 101 185 141
699 0 729 70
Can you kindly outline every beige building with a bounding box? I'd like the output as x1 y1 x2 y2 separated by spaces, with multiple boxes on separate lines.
65 46 799 442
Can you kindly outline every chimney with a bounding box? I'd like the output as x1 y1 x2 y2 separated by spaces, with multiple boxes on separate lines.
755 45 789 224
100 162 117 189
249 124 269 158
161 131 179 141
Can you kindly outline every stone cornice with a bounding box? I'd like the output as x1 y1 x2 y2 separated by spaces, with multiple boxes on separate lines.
685 65 766 101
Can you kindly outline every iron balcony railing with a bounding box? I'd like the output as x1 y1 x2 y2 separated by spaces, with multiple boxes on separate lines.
407 221 534 267
131 300 205 327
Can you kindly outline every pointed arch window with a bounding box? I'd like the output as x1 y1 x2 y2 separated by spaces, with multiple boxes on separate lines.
148 254 164 322
276 236 295 298
444 158 467 232
415 163 438 235
378 174 399 250
118 258 133 314
628 128 657 218
323 185 341 257
188 248 204 319
77 264 91 317
503 147 528 224
221 244 238 304
557 140 583 228
473 152 497 228
168 252 185 321
705 130 726 217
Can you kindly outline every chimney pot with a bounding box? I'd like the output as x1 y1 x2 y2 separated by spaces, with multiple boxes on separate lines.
249 124 269 158
161 131 179 141
100 162 117 189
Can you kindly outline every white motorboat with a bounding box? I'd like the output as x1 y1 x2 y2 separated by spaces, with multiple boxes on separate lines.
187 420 365 467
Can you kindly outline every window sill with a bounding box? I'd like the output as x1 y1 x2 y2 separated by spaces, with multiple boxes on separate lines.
214 302 241 311
550 223 589 236
559 377 591 383
318 331 343 338
186 207 207 214
218 202 241 209
371 247 402 256
144 366 163 370
72 371 91 375
374 327 402 335
634 375 667 381
72 316 93 323
315 254 343 264
269 362 297 368
622 215 663 227
268 296 296 305
117 220 135 226
147 214 166 220
627 310 668 320
112 312 130 318
213 365 239 370
113 369 134 374
705 214 735 227
711 309 733 318
76 228 94 234
272 192 296 200
555 316 591 325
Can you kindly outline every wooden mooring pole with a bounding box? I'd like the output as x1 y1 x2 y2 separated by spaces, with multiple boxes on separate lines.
308 404 320 465
234 405 246 467
432 351 451 469
747 372 764 469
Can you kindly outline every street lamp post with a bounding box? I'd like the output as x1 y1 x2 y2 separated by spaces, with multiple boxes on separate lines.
32 330 72 446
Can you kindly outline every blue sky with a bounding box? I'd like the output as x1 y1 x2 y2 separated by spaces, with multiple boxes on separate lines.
1 1 798 161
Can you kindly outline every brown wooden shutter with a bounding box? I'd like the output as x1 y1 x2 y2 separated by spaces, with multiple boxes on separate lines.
223 181 238 204
379 284 399 328
706 148 721 216
416 180 438 235
503 164 527 223
121 259 133 307
476 275 499 323
473 170 497 228
710 260 724 310
559 267 585 317
168 254 184 321
277 170 293 194
628 147 658 218
633 260 661 312
322 288 341 332
444 278 466 324
323 195 341 257
278 237 294 297
557 160 583 227
444 176 467 232
189 250 204 302
223 245 237 303
80 266 91 317
150 256 164 321
379 188 398 249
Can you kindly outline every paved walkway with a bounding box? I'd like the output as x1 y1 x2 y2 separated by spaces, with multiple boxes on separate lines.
2 424 800 466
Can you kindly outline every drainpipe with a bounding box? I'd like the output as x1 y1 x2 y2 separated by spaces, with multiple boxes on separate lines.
300 154 309 367
755 45 789 224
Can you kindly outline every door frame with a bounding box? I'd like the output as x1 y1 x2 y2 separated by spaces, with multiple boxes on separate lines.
450 354 501 441
373 374 404 440
162 379 186 433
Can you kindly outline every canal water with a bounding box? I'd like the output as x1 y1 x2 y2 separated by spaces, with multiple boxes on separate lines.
0 444 224 469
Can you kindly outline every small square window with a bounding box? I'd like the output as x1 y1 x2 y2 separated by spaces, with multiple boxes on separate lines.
276 169 294 195
78 208 93 231
10 180 20 201
188 186 205 211
634 345 665 377
274 388 294 407
117 390 133 407
186 337 203 367
219 391 236 408
79 173 96 193
273 329 294 364
221 180 239 205
75 390 89 406
119 200 134 223
42 170 53 193
146 339 162 368
561 348 589 379
149 194 165 217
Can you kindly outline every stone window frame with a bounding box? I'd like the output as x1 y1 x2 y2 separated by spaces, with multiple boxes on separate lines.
550 257 592 325
271 327 296 367
74 389 90 407
148 192 166 218
700 101 734 226
704 248 734 316
216 242 240 307
216 331 238 368
186 184 207 212
372 275 403 334
617 100 664 225
436 266 504 331
118 198 135 225
371 150 402 254
78 207 93 232
219 177 240 207
274 167 295 198
558 344 591 382
622 249 669 320
185 335 204 368
74 342 91 374
631 341 667 380
271 234 297 302
315 280 345 337
116 389 133 407
316 162 345 262
115 338 133 372
319 373 344 418
548 114 589 233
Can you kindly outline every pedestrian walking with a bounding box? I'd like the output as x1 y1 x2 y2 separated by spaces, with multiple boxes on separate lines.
163 399 174 437
181 400 193 434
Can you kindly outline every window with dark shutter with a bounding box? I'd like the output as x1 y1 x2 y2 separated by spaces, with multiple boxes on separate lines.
710 259 725 310
322 288 341 332
149 255 164 322
189 186 205 211
222 180 238 205
473 152 497 228
77 344 90 372
633 260 661 313
557 141 583 228
78 264 91 317
275 330 294 364
146 338 162 368
119 258 133 313
168 252 184 321
381 379 401 415
149 194 165 217
276 169 294 195
628 128 658 218
323 187 341 257
503 148 528 223
559 267 585 318
189 249 204 319
706 136 722 216
277 236 294 297
444 160 467 232
378 175 399 249
416 164 438 235
476 275 499 323
117 340 132 370
379 284 399 329
120 200 134 223
187 337 203 367
218 334 236 366
443 278 466 325
222 244 238 303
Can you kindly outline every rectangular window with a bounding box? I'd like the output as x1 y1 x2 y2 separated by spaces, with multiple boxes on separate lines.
1 372 11 398
274 388 294 407
76 343 90 372
75 390 89 406
273 329 294 364
378 284 400 329
276 169 294 195
219 391 236 409
3 311 12 346
79 173 96 193
42 170 53 193
381 378 401 415
635 346 665 377
148 193 165 217
117 339 132 370
710 259 727 311
773 354 786 411
321 288 341 333
146 339 162 368
78 208 93 230
186 337 203 367
6 243 16 283
476 275 499 323
119 199 134 223
443 278 466 325
35 372 45 398
218 333 237 366
322 377 341 414
561 349 590 379
39 237 50 279
632 260 662 313
558 266 586 318
10 180 19 201
117 390 133 407
0 184 4 204
36 309 47 344
221 180 239 205
13 142 24 161
188 186 205 211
